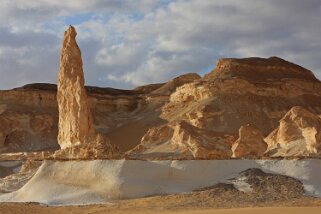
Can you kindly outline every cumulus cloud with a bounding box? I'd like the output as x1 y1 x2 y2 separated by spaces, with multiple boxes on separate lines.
0 0 320 89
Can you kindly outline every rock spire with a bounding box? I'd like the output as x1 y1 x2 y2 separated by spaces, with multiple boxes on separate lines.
57 26 95 149
55 26 119 159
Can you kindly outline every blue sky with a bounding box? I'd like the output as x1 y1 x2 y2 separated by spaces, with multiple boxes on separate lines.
0 0 321 90
65 13 96 25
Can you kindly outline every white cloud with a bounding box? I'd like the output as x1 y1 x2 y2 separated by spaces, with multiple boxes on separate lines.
0 0 320 89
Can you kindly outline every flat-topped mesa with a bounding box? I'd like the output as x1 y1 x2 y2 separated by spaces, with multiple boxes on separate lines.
55 26 119 159
204 56 318 82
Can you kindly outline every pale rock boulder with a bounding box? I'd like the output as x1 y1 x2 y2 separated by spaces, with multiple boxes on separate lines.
265 106 321 157
232 124 267 158
55 26 119 159
128 121 234 159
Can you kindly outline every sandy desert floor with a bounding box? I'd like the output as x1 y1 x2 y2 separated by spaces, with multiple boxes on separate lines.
1 203 321 214
2 192 321 214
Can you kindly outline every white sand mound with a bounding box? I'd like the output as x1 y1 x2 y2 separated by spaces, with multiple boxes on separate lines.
1 159 321 205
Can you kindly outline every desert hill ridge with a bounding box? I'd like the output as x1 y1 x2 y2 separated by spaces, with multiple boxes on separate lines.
1 27 321 160
204 56 317 81
12 82 165 96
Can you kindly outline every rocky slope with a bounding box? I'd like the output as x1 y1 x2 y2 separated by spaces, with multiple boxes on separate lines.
129 57 321 159
129 121 234 159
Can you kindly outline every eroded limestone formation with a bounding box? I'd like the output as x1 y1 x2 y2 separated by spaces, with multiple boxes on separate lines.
57 26 95 149
128 121 234 159
127 57 321 159
232 124 267 158
54 26 119 159
265 106 321 157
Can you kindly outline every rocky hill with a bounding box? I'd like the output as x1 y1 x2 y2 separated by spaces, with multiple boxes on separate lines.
129 57 321 159
1 54 321 158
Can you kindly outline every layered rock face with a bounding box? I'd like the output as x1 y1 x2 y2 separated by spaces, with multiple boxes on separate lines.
54 26 119 159
130 57 321 159
232 125 267 158
128 121 234 159
0 102 58 153
265 106 321 157
162 57 321 136
204 56 317 81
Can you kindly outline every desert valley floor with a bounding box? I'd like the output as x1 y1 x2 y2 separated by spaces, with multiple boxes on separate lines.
1 26 321 213
1 204 321 214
